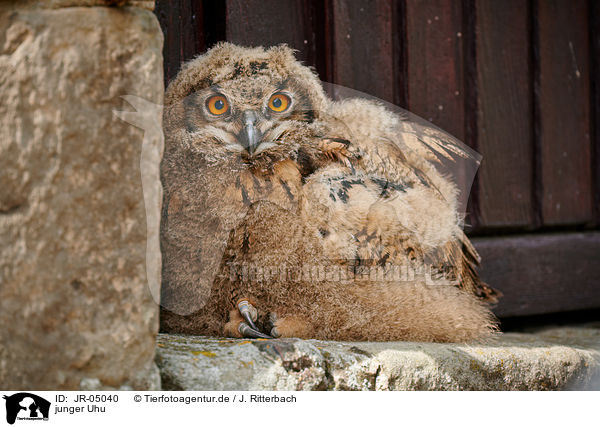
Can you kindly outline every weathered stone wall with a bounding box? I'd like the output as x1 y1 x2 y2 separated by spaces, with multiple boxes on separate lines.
0 1 163 389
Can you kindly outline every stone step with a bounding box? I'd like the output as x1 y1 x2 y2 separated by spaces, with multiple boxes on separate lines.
156 325 600 390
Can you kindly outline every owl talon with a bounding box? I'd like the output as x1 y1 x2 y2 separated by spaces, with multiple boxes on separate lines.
264 313 280 337
265 312 277 328
238 322 272 339
237 300 258 330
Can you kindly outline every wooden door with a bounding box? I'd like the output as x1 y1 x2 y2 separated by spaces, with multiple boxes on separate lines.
155 0 600 319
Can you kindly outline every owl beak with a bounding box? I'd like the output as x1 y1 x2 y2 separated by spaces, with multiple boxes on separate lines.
238 110 263 155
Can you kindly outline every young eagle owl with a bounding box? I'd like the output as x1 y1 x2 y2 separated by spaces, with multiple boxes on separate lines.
160 43 500 342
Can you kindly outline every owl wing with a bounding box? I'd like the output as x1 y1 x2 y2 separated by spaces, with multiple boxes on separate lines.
398 118 480 165
302 98 499 303
425 230 502 303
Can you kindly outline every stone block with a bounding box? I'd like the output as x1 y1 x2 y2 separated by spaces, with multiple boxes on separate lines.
0 3 163 389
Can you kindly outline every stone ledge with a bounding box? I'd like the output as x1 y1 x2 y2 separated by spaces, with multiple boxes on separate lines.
156 325 600 390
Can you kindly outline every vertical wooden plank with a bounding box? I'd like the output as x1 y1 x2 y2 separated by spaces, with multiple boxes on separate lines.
406 0 464 140
225 0 313 64
155 0 181 86
179 0 205 62
463 0 479 231
538 0 592 225
303 0 332 81
473 0 534 228
591 0 600 226
405 0 477 229
155 0 207 85
202 0 227 49
330 0 401 104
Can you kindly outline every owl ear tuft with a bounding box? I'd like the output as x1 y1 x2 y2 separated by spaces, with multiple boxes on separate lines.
267 44 299 69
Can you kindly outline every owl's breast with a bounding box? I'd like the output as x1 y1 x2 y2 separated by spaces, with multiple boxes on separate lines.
164 158 303 243
231 159 303 213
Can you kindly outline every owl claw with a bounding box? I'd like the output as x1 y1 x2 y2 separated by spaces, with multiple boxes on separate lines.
265 312 280 338
237 300 258 330
236 300 273 338
238 322 272 339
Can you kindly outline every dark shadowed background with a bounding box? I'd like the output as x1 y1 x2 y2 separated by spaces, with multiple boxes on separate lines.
153 0 600 327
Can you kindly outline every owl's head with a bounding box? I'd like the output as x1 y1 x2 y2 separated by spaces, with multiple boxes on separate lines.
165 43 330 161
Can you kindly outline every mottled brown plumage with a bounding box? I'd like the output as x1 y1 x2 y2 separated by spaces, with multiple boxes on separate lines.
160 43 499 342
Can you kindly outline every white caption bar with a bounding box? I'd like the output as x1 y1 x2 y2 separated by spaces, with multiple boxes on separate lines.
1 391 597 426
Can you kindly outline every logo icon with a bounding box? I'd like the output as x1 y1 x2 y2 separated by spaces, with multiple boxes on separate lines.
3 393 50 425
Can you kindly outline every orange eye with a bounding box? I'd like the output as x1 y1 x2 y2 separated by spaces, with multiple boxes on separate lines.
268 93 290 113
206 95 229 116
